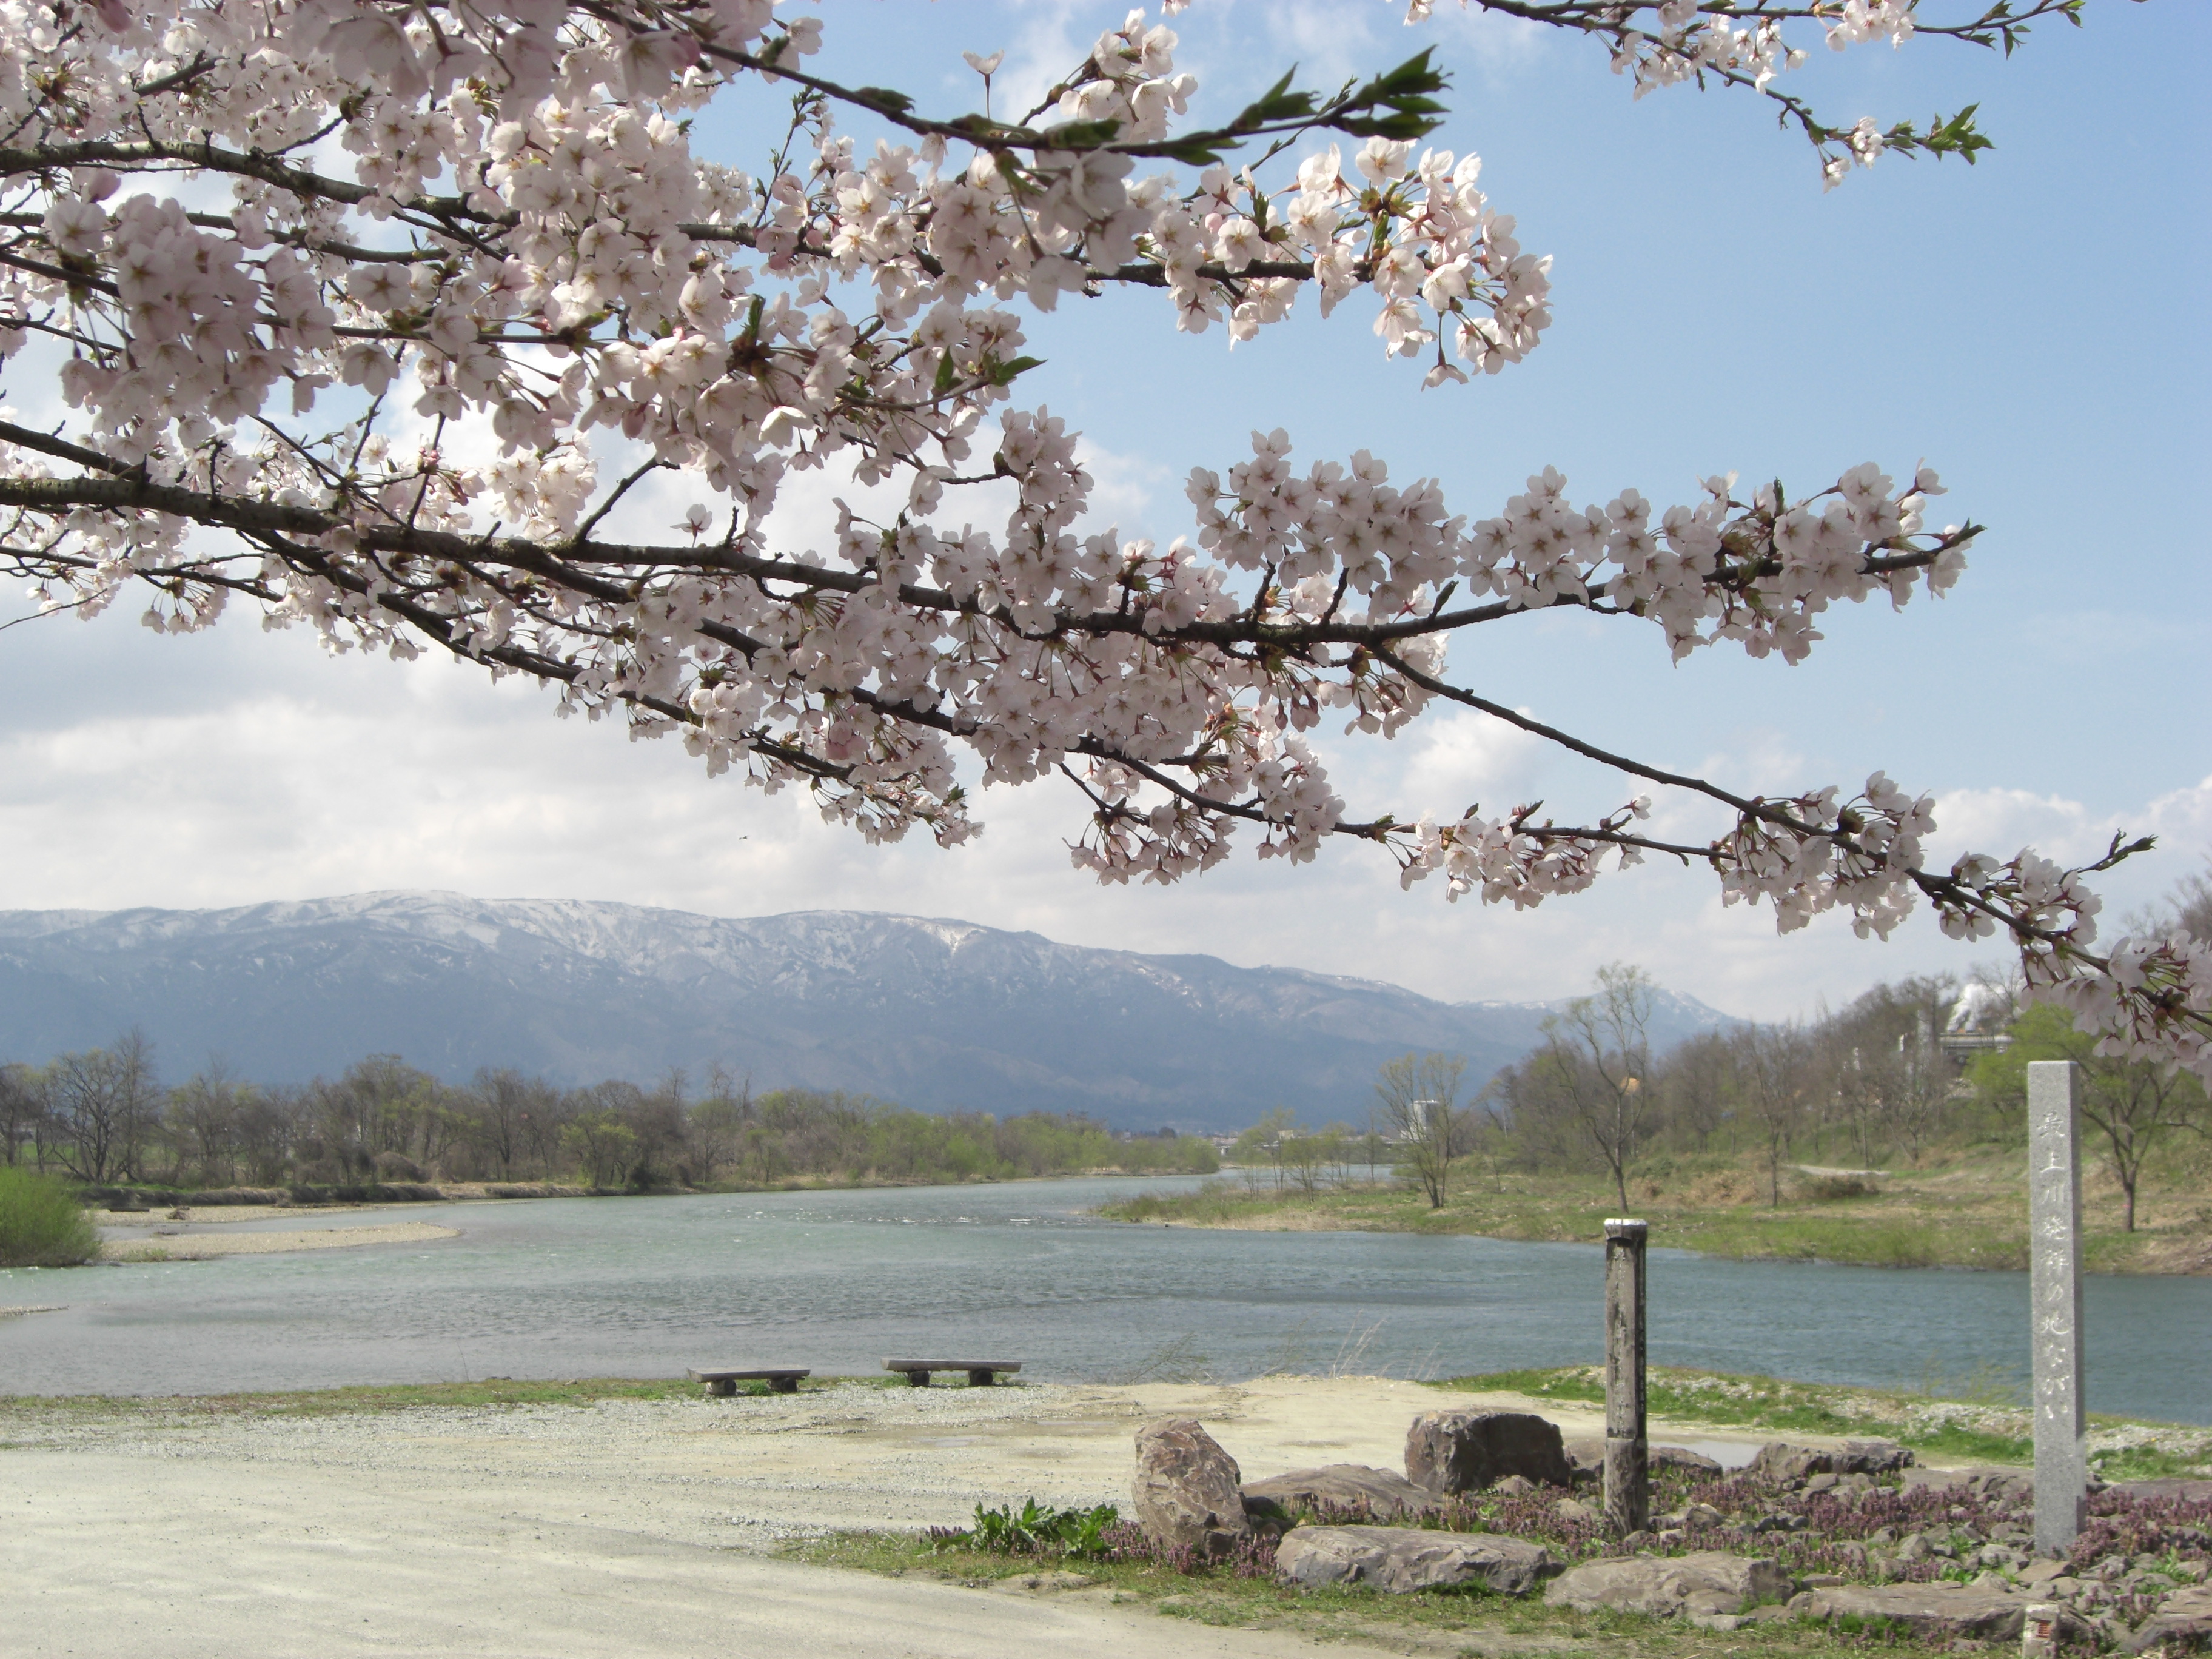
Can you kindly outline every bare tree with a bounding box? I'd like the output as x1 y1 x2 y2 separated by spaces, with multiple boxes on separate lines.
1376 1052 1468 1209
1232 1106 1297 1191
1534 965 1658 1211
471 1067 568 1181
169 1059 250 1187
1885 1011 1952 1167
45 1031 161 1184
685 1066 754 1187
0 1062 40 1167
235 1085 301 1187
1657 1031 1732 1155
1734 1025 1809 1207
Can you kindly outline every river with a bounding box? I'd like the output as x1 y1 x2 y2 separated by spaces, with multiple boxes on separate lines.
2 1176 2205 1423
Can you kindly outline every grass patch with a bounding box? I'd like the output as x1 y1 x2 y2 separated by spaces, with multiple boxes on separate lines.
0 1373 904 1419
2090 1444 2212 1483
0 1167 99 1268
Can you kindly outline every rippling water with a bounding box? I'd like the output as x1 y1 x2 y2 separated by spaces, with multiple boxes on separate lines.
3 1176 2206 1423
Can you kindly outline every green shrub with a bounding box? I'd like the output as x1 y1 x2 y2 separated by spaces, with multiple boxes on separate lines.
0 1166 99 1267
943 1498 1122 1558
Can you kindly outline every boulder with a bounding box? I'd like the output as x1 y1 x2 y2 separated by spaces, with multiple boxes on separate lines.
2127 1586 2212 1654
1794 1581 2028 1640
1544 1551 1792 1621
1406 1410 1572 1494
1133 1419 1250 1558
1750 1439 1912 1482
1275 1525 1557 1595
1564 1438 1725 1479
1243 1464 1436 1523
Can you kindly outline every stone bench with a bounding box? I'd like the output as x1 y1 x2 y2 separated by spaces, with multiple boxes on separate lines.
688 1366 809 1396
883 1358 1021 1388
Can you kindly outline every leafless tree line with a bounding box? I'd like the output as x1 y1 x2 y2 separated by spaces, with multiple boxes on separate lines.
0 1044 1214 1192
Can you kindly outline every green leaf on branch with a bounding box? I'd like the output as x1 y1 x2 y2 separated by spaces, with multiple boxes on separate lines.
1227 67 1319 134
1327 49 1450 144
1336 111 1447 141
985 354 1044 387
1158 138 1230 166
1916 104 1992 163
1041 118 1122 150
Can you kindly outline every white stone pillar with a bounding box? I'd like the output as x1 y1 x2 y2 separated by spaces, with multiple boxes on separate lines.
1603 1218 1649 1536
2028 1060 2086 1557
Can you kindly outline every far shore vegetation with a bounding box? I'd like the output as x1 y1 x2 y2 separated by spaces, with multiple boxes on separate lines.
0 1042 1213 1225
1100 954 2212 1276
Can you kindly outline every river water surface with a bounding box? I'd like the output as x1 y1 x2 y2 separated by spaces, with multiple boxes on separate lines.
3 1176 2206 1423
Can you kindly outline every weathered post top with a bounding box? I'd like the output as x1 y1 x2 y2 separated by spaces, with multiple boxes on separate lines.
1603 1218 1649 1537
2028 1061 2086 1557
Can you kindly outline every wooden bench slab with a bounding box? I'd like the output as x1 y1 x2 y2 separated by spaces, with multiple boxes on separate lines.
882 1359 1022 1387
688 1366 809 1396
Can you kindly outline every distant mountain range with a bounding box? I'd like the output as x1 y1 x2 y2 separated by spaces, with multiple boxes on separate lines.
0 893 1734 1132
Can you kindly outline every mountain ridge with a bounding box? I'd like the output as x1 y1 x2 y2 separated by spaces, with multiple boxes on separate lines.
0 891 1734 1131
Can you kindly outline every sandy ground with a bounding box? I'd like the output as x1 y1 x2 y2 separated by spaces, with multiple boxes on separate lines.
90 1202 409 1224
97 1221 463 1260
0 1375 1797 1659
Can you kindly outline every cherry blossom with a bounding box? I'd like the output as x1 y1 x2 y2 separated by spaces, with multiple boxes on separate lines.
0 0 2201 1079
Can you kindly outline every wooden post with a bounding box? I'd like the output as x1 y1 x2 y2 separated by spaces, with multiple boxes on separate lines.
2028 1061 2086 1556
1604 1218 1649 1536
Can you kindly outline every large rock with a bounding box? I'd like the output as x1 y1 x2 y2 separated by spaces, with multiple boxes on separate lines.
1244 1464 1436 1523
1406 1411 1572 1494
2127 1586 2212 1654
1795 1581 2027 1640
1275 1525 1557 1595
1545 1551 1793 1620
1751 1439 1913 1481
1566 1438 1725 1479
1133 1419 1250 1558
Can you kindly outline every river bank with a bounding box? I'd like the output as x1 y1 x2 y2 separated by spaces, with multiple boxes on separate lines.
1097 1152 2212 1276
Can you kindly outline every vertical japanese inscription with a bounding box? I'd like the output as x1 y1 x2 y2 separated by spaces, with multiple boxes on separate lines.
1603 1218 1649 1536
2028 1061 2086 1556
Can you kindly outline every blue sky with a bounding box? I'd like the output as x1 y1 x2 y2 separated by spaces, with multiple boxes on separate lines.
1 0 2204 1033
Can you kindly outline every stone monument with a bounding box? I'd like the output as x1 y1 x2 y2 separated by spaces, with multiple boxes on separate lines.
2028 1060 2086 1556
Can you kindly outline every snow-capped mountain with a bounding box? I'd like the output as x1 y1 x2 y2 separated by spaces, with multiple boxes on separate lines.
0 892 1732 1131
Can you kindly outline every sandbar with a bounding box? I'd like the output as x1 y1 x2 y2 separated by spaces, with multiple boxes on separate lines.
98 1221 461 1261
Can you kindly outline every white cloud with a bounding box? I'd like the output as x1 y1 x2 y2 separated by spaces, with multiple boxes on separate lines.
3 592 2197 1037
